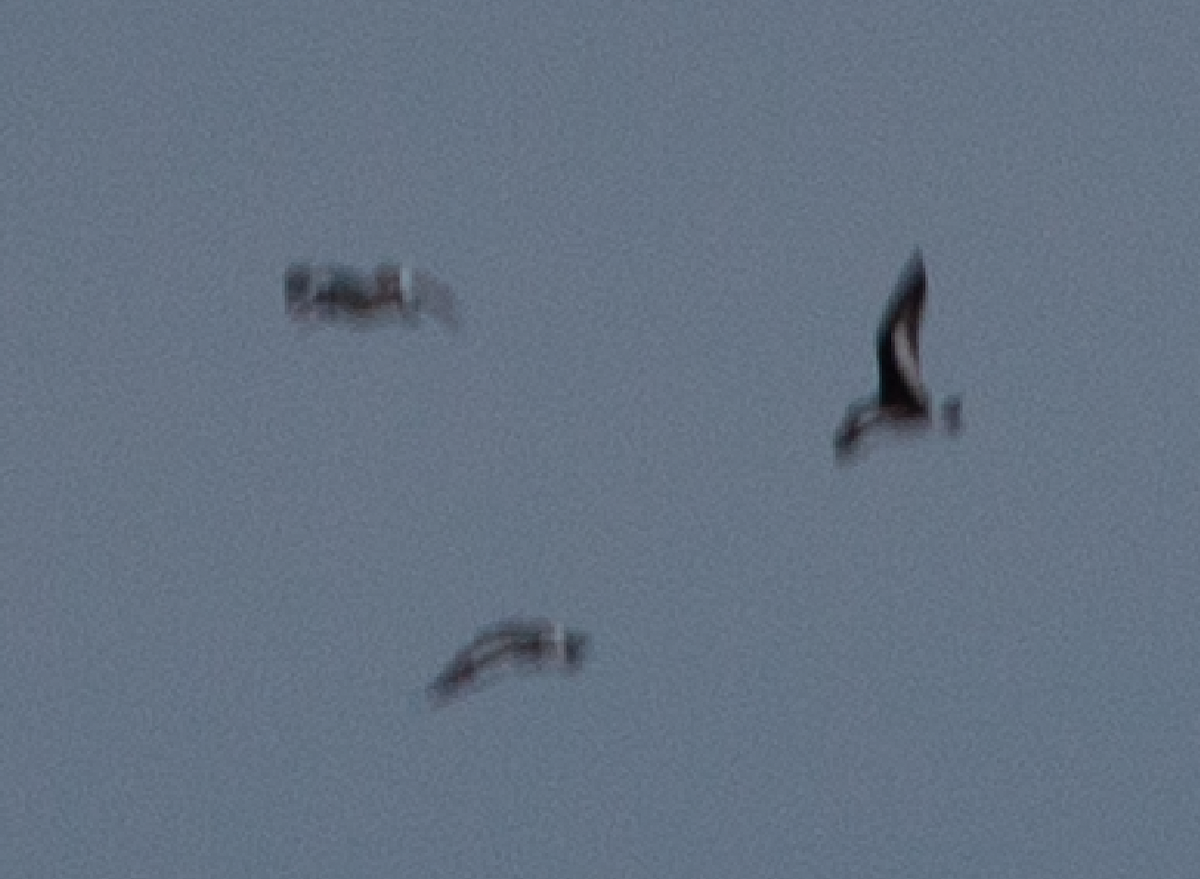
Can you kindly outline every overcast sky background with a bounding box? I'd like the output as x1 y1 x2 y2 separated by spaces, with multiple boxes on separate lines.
4 2 1200 877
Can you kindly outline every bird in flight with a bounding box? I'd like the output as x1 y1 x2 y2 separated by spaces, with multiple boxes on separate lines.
834 249 961 460
427 618 588 707
285 263 460 330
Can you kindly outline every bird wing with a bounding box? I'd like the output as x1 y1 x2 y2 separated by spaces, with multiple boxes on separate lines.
876 249 927 408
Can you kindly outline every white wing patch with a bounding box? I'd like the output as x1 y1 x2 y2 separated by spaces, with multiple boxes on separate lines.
890 318 924 397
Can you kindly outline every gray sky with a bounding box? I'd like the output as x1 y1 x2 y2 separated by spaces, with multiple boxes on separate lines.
4 1 1199 877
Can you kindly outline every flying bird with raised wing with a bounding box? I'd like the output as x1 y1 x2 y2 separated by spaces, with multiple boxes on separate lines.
834 249 962 459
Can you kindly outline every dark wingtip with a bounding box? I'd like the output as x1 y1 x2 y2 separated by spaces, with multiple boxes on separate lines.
905 247 925 276
833 431 857 462
833 406 864 460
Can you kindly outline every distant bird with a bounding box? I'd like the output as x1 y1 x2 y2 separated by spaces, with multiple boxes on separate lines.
427 618 588 707
834 249 961 459
285 263 460 331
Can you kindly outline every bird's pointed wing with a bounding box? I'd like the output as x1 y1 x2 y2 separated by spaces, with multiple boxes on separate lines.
876 249 927 407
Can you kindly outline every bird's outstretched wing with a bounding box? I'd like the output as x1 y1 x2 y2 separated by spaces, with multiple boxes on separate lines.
427 618 587 707
876 249 927 408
